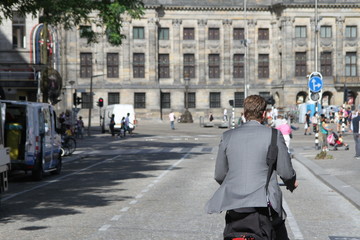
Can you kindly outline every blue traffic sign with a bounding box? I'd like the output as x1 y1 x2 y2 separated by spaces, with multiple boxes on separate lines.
308 76 323 92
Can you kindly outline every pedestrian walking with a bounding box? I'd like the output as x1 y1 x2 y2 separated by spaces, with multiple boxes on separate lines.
351 109 360 159
125 112 133 136
76 116 84 139
169 110 176 130
109 114 115 137
205 95 298 240
223 108 228 122
320 115 332 151
275 115 292 151
304 110 311 135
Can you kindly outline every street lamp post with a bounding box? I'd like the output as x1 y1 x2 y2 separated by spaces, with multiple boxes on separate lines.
87 74 104 136
69 80 75 128
182 76 193 123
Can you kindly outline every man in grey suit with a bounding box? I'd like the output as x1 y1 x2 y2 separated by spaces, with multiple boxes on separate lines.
205 95 298 240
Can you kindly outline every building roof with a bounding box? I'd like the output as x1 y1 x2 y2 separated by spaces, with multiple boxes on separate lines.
143 0 360 10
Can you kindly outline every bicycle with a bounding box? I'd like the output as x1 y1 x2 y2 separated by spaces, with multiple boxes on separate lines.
60 135 76 156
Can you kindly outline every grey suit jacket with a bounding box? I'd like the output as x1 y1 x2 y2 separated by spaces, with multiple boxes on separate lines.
205 120 296 218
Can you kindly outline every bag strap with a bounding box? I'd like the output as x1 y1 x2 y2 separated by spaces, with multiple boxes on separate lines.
265 128 278 221
265 128 278 193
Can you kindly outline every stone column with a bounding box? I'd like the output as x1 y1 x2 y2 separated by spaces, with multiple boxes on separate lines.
198 19 207 85
148 17 159 84
122 18 132 84
223 19 232 84
247 19 257 89
271 20 280 83
335 17 345 81
172 19 182 84
281 17 294 82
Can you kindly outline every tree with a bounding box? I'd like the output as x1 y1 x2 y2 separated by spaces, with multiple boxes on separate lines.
0 0 144 46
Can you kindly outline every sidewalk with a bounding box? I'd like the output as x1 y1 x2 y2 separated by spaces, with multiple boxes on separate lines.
64 120 360 210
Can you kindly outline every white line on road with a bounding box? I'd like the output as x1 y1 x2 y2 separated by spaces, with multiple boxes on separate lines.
120 207 130 212
98 224 111 231
283 199 304 240
129 200 137 205
111 215 122 221
2 156 120 202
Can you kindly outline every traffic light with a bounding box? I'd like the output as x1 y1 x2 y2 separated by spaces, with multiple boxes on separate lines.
73 93 77 106
76 97 82 105
97 97 104 107
344 87 351 103
266 96 275 106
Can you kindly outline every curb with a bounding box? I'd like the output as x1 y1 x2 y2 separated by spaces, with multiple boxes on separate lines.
294 153 360 210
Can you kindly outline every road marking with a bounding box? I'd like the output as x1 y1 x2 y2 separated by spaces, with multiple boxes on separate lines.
136 194 143 199
120 207 130 212
98 224 111 231
2 155 120 202
111 215 122 221
283 199 304 240
129 200 137 205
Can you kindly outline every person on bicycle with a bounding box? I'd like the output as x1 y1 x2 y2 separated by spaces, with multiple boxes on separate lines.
205 95 298 240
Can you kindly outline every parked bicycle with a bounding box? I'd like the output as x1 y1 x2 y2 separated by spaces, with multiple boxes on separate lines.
60 135 76 156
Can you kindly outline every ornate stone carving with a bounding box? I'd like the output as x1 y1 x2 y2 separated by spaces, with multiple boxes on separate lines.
208 41 220 50
320 39 333 47
183 42 196 50
172 19 182 26
247 19 257 27
198 19 207 26
159 42 170 50
222 19 232 26
345 40 358 47
295 39 307 47
280 17 293 27
147 18 159 25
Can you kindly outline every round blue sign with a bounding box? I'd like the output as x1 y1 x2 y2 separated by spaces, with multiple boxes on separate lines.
308 76 323 92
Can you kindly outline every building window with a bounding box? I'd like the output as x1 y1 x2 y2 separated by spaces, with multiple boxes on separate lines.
184 54 196 78
209 54 220 78
320 26 332 38
295 52 307 77
133 27 145 39
161 92 170 109
209 92 221 108
295 26 307 38
134 93 146 108
320 52 332 76
159 54 170 78
258 28 269 40
107 53 119 78
188 92 196 108
233 54 244 78
159 28 169 40
208 28 220 40
12 12 26 49
81 92 92 109
259 92 271 100
184 28 195 40
345 52 357 77
80 53 92 78
258 54 269 78
79 25 91 38
233 28 245 40
345 26 357 38
234 92 244 108
133 53 145 78
108 92 120 105
184 92 196 108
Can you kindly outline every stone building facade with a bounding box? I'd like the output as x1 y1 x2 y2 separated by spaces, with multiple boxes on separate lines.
1 1 360 123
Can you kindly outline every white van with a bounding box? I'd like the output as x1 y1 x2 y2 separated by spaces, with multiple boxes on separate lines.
103 104 136 132
0 100 62 180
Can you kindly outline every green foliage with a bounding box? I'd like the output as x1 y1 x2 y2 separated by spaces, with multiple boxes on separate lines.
315 151 333 160
0 0 144 46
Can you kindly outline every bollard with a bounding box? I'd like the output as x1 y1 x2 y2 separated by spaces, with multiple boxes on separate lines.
231 107 235 129
315 131 320 150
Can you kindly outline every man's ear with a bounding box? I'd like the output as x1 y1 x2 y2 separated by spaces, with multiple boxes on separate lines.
262 111 267 118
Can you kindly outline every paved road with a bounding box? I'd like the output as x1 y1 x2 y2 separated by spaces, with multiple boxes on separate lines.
0 120 359 240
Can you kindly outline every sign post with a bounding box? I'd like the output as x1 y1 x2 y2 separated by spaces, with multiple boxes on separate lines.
308 72 323 150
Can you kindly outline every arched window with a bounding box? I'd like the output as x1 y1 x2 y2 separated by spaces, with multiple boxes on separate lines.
321 91 332 106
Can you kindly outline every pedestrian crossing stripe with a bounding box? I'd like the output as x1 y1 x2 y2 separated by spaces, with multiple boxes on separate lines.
85 147 215 155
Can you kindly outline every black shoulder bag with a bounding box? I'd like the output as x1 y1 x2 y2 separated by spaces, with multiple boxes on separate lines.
265 128 278 221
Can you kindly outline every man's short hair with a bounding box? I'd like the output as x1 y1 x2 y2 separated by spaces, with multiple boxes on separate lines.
244 95 267 121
